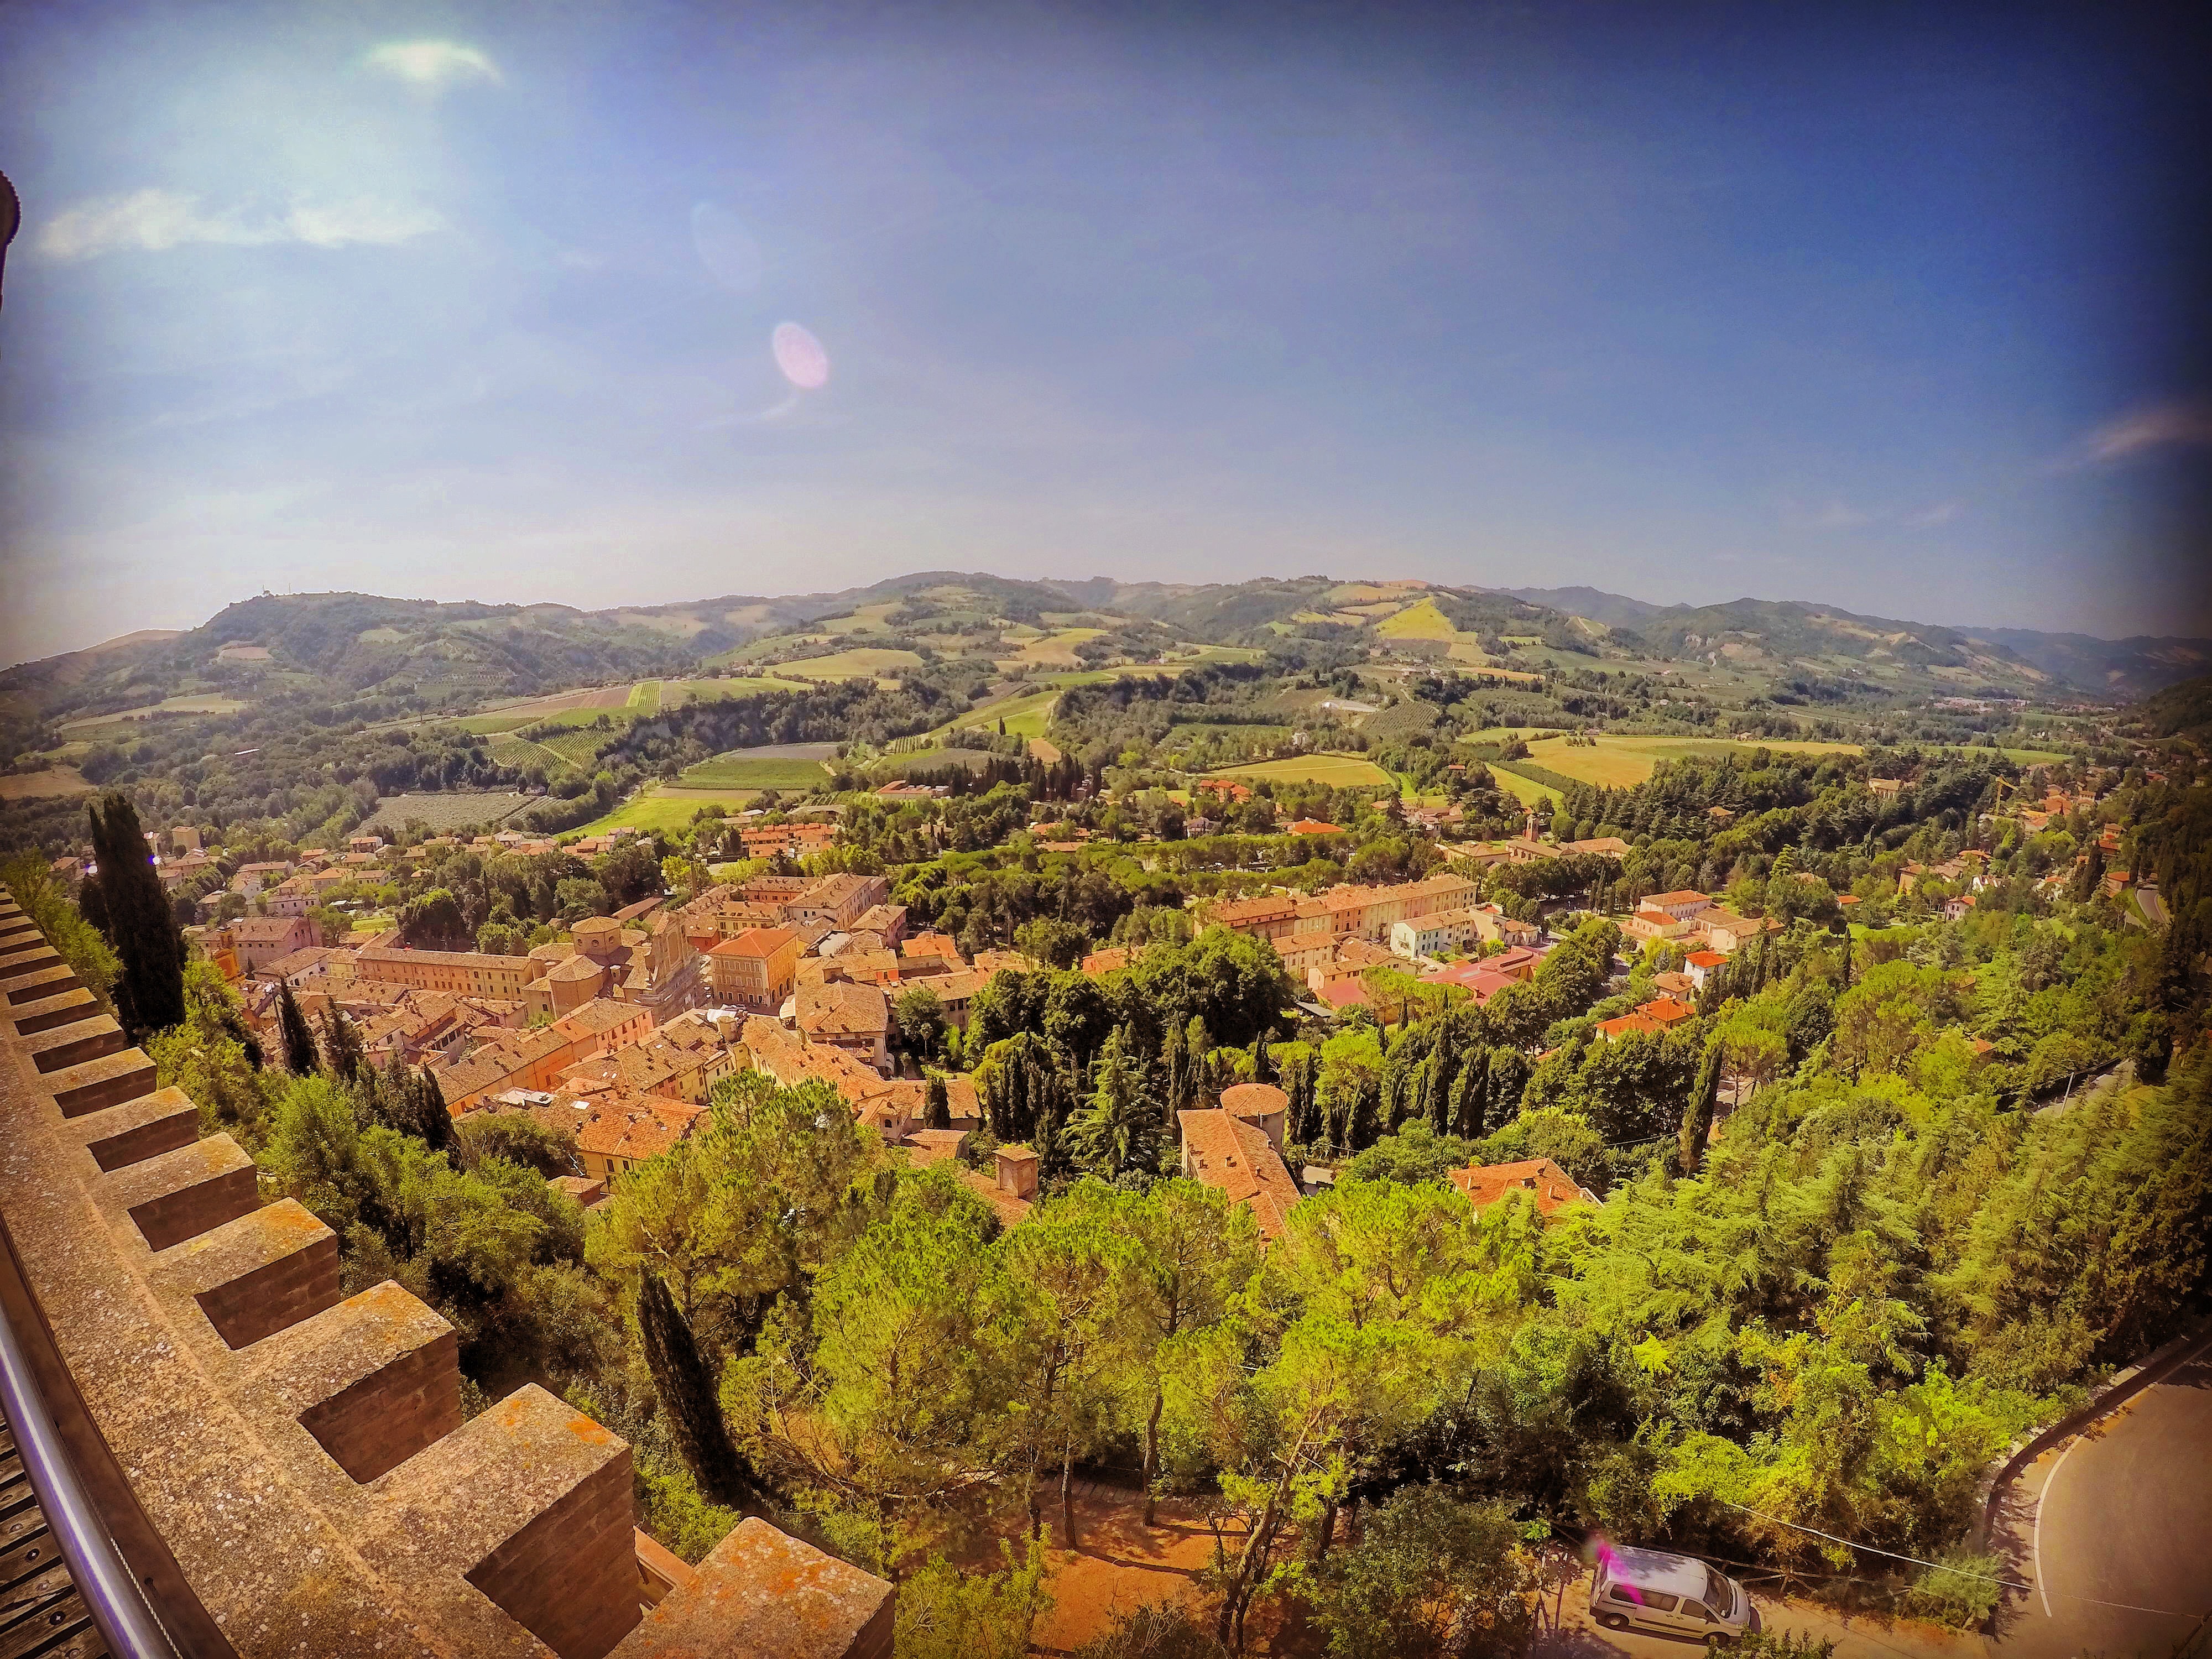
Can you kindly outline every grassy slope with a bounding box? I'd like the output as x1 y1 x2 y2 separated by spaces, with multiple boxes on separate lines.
1521 733 1865 790
677 757 835 790
768 648 924 679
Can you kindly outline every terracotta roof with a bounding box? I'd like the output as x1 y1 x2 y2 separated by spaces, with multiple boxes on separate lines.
900 1128 970 1167
1639 995 1697 1027
707 926 797 960
552 999 653 1040
1448 1158 1593 1219
1646 890 1710 909
574 1094 705 1163
1178 1109 1299 1243
1314 977 1371 1010
1286 820 1343 835
795 980 889 1041
1207 894 1300 926
1686 950 1727 968
1597 1010 1665 1040
925 970 990 1004
742 1021 895 1108
1219 1082 1288 1120
959 1168 1035 1228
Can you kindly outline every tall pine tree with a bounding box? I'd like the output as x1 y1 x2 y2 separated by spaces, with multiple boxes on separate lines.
637 1273 752 1509
85 792 185 1037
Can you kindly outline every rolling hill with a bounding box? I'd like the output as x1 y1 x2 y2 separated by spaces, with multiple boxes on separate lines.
1502 587 2210 700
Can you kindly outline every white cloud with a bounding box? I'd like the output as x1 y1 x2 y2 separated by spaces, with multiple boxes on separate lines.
1780 498 1869 532
2084 400 2212 463
37 190 441 260
365 40 502 91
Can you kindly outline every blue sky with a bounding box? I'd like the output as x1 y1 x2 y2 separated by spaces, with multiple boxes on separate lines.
2 1 2206 664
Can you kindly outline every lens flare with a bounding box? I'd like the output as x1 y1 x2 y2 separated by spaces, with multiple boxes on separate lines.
690 202 763 290
772 321 830 390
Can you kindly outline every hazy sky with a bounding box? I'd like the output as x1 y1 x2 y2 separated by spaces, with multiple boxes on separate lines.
3 1 2207 665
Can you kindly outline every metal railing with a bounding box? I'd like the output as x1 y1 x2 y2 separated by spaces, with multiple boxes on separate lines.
0 1214 181 1659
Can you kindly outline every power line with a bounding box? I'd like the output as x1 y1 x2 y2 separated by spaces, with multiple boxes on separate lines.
1717 1501 2201 1620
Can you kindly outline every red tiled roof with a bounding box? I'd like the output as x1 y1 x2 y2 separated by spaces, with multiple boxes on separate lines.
1449 1158 1592 1219
708 926 797 959
1178 1109 1298 1242
1314 977 1371 1009
575 1095 704 1162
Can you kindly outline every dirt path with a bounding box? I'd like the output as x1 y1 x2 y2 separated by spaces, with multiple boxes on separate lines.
966 1482 1318 1656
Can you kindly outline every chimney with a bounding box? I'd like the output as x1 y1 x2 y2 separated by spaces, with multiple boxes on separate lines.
997 1145 1040 1200
1525 807 1538 840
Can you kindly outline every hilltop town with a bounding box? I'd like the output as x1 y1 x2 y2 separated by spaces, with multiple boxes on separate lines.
3 574 2208 1657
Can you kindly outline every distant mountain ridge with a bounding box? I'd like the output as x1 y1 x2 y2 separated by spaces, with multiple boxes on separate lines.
7 572 2200 742
1500 586 2210 700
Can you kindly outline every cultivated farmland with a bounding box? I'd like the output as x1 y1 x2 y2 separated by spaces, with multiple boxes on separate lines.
361 791 539 833
677 755 836 790
1520 733 1865 790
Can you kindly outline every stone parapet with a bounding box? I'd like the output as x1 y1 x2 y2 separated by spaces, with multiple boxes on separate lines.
0 894 893 1657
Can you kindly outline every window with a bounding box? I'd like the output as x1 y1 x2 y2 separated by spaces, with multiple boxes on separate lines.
1705 1567 1732 1609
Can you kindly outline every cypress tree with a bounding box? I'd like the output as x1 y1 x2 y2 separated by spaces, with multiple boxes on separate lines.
276 982 320 1076
321 1006 366 1084
85 792 185 1037
924 1071 951 1130
1484 1047 1531 1134
1448 1056 1484 1139
637 1274 752 1509
411 1066 455 1155
1679 1039 1725 1175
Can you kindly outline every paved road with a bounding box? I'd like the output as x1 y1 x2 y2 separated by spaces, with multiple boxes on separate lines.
1993 1334 2212 1659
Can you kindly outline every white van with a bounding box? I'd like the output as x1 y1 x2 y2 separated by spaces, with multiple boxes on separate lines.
1589 1546 1756 1645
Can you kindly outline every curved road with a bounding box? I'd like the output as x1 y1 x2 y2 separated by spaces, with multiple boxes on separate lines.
1996 1333 2212 1658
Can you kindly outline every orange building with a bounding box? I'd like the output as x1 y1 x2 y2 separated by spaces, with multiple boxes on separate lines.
707 927 800 1011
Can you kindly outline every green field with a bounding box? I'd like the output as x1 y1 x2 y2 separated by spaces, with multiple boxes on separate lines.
1520 733 1864 790
486 734 576 773
627 680 662 714
455 703 628 737
1005 627 1105 667
665 676 811 706
769 648 924 680
1373 598 1456 641
573 786 768 836
1212 753 1397 790
57 692 250 734
677 757 834 790
1486 765 1563 809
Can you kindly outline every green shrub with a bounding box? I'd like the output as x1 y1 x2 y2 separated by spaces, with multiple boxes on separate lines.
1 849 119 1006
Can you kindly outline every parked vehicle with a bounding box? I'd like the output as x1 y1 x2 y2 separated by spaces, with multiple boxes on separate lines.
1590 1546 1756 1645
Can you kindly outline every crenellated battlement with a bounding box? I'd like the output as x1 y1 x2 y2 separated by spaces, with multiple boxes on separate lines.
0 894 891 1659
